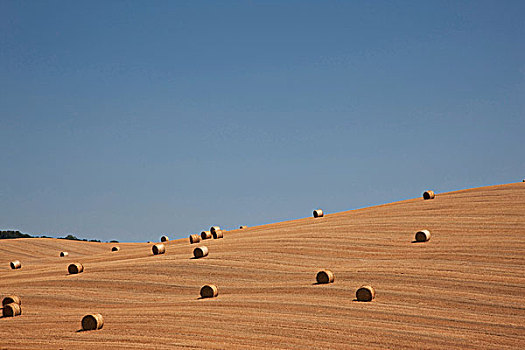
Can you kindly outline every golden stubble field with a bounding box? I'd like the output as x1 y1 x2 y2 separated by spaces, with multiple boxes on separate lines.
1 183 524 349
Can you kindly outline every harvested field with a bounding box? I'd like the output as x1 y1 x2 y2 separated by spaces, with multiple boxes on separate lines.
0 183 524 349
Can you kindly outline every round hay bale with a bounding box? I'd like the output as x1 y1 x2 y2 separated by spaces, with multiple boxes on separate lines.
423 190 435 200
82 313 104 331
152 243 166 255
415 229 431 242
10 260 21 270
60 251 69 257
240 225 247 229
2 295 21 306
68 263 84 274
356 285 376 302
111 246 120 252
193 246 209 259
189 234 201 244
200 284 218 298
2 303 21 317
160 235 169 242
313 209 324 218
201 231 212 240
316 270 335 284
212 230 223 239
210 226 221 234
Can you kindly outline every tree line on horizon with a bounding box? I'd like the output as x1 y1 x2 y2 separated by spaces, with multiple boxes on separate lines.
0 230 118 243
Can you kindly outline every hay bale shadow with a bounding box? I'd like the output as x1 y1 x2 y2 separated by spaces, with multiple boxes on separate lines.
76 328 100 333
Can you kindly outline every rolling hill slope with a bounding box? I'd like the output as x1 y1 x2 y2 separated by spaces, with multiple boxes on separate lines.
1 183 524 349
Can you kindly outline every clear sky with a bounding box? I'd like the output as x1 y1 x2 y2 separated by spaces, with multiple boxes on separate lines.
1 1 524 242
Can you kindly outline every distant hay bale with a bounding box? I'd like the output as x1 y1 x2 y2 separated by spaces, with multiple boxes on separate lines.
313 209 324 218
193 246 209 259
82 313 104 331
10 260 21 270
152 243 166 255
415 230 431 242
189 234 201 244
240 225 247 229
68 263 84 274
201 231 212 240
210 226 221 235
316 270 335 284
2 295 21 306
111 246 120 252
160 235 169 242
423 190 435 200
60 252 69 257
212 230 223 239
356 285 376 302
200 284 218 298
2 303 22 317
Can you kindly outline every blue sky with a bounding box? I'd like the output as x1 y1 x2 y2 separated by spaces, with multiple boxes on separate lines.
1 1 524 242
